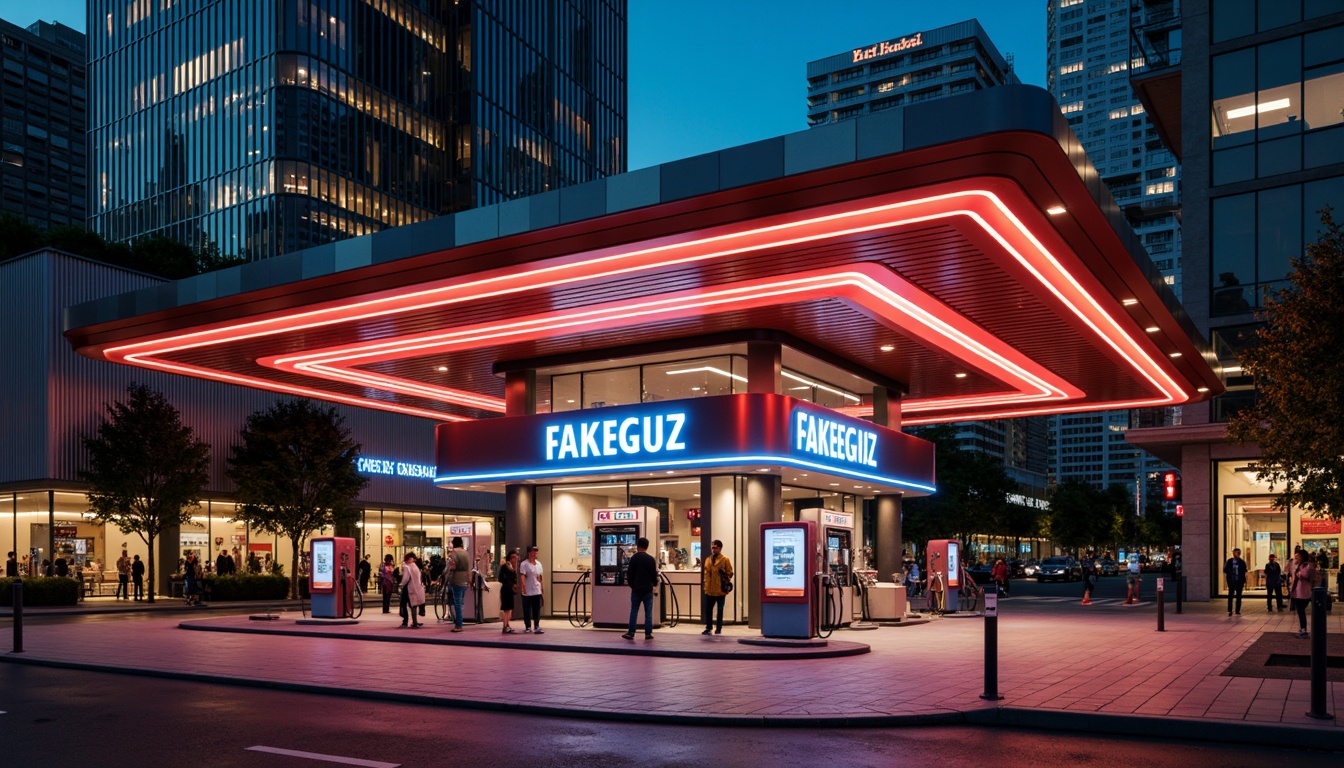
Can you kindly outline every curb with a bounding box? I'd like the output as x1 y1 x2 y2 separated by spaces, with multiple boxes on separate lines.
0 652 1338 744
966 707 1343 752
177 619 872 660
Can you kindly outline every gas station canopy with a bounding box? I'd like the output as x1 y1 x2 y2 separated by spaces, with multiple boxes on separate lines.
64 86 1221 428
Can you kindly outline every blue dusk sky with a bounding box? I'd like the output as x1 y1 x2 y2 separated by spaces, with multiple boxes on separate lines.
8 1 1047 169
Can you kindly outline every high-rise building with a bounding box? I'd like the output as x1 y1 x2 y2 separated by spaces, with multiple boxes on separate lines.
0 18 87 230
87 1 626 258
1045 0 1182 508
806 19 1018 128
1127 0 1344 601
807 21 1047 504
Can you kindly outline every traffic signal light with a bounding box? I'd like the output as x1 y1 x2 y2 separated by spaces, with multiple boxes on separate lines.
1163 472 1181 502
1175 504 1184 517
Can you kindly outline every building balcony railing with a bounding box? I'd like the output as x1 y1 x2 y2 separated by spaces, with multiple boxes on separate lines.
1130 0 1182 78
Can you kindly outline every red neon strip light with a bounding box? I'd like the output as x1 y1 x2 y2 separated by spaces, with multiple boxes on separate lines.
99 182 1191 422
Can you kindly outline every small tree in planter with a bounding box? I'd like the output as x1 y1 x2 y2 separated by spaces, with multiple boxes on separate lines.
80 384 210 603
227 400 367 599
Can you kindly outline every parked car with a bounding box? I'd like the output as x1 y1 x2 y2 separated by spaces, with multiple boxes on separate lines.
1097 558 1119 576
967 561 994 581
1035 556 1084 582
1022 559 1040 577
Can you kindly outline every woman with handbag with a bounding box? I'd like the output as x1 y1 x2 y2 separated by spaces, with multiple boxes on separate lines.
701 539 734 635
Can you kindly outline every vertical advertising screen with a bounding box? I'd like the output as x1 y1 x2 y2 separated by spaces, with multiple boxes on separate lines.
947 541 960 588
764 526 807 598
311 539 335 593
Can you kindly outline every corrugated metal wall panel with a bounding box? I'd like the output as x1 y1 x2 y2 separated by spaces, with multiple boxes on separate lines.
6 250 500 513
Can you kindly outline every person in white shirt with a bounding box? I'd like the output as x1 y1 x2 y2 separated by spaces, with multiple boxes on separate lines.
518 545 545 634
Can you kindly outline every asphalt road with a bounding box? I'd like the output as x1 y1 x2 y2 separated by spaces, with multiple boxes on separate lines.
0 665 1330 768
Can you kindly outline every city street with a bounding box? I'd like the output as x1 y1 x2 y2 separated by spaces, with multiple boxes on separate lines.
0 664 1329 768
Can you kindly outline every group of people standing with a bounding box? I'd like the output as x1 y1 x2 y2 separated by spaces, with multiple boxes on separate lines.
375 540 547 634
1228 546 1341 637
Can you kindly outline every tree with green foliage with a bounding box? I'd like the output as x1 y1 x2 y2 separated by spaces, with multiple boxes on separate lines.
902 425 1015 558
0 214 244 278
80 384 211 603
1228 210 1344 521
227 400 368 598
1046 479 1121 554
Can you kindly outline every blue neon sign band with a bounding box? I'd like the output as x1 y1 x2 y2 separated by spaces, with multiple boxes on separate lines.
436 454 936 493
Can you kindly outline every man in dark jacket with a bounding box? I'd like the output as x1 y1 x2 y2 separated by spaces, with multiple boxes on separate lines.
1223 547 1248 617
622 537 659 640
1263 552 1285 612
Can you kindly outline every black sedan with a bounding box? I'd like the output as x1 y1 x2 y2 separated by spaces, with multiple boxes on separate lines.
1035 556 1084 582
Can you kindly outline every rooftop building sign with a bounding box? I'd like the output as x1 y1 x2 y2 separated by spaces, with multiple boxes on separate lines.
852 32 923 63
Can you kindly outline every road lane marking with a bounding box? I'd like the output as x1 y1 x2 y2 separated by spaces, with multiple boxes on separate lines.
245 746 399 767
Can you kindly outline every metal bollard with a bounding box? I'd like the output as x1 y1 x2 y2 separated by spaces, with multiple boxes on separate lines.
1156 577 1165 632
979 592 1003 700
11 577 23 654
1306 587 1333 720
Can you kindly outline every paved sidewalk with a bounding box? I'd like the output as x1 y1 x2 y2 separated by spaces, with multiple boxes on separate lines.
2 596 1341 748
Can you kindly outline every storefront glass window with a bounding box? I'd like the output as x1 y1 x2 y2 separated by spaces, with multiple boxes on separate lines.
1215 460 1341 595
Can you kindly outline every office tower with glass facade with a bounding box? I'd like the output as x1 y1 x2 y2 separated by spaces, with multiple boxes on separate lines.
1045 0 1182 508
807 20 1048 511
806 19 1018 127
1128 0 1344 600
0 18 87 230
87 1 626 258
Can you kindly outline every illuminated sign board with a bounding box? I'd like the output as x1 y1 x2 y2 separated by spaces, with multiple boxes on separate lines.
852 32 923 63
356 456 437 479
794 411 876 468
822 511 854 529
311 539 334 593
763 525 808 598
448 523 474 537
595 507 643 523
435 393 936 492
545 414 686 461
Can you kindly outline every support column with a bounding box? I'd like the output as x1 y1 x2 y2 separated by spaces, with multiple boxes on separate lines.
872 388 903 582
872 386 902 429
744 473 781 629
874 494 903 582
746 341 781 394
505 484 535 557
504 370 537 417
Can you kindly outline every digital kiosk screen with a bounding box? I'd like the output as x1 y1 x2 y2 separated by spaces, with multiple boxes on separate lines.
596 526 639 585
764 527 806 598
312 540 334 592
947 541 960 588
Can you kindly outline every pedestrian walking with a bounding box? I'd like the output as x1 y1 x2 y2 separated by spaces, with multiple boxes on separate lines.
701 539 734 635
1289 550 1317 638
991 557 1010 597
399 553 424 628
379 554 396 613
622 537 658 640
1263 552 1285 612
1081 561 1095 605
1223 547 1248 617
907 560 921 596
519 545 545 634
497 550 519 633
183 551 202 606
131 555 145 600
5 551 17 578
356 554 372 593
448 536 471 632
115 550 131 600
1124 554 1142 604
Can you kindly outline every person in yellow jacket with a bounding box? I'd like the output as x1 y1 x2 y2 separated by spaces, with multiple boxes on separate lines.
701 540 734 635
